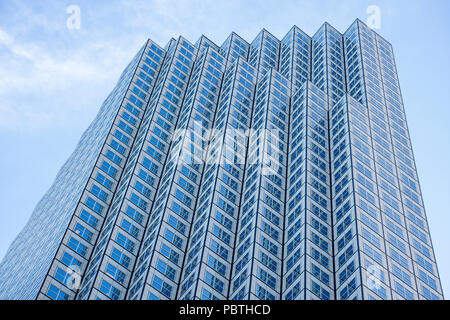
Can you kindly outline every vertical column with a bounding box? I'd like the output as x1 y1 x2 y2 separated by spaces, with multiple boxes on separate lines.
311 22 346 108
177 58 256 300
36 40 165 300
375 34 443 300
131 47 225 300
248 29 280 79
340 19 442 300
220 32 250 70
356 21 409 300
279 26 312 92
282 81 334 300
330 93 391 300
75 37 198 300
229 69 290 300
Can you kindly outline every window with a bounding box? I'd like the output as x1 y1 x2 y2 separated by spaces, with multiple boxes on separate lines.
121 219 140 238
122 111 137 126
204 271 225 293
80 210 98 228
106 150 122 165
99 280 121 300
118 120 133 135
258 267 277 289
256 285 275 300
110 139 126 154
395 281 414 300
74 223 93 242
116 233 135 252
100 161 117 178
54 268 70 285
164 229 183 249
91 185 108 202
61 252 81 267
114 129 129 145
105 263 126 284
111 247 130 268
312 281 330 300
207 255 226 276
134 181 151 199
201 288 219 300
67 237 87 257
130 193 148 210
156 259 176 281
160 243 180 264
125 206 144 225
339 278 356 300
138 169 155 185
168 215 186 235
47 285 69 300
95 173 113 190
86 197 104 214
152 275 172 298
418 269 437 291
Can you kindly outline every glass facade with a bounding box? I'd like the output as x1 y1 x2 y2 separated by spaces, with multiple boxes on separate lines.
0 19 443 300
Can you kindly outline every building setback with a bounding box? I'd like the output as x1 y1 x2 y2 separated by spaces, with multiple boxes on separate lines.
0 19 444 300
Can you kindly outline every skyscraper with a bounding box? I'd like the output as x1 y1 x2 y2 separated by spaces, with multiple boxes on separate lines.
0 19 443 300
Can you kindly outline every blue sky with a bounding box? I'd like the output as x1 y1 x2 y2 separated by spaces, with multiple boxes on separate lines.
0 0 449 297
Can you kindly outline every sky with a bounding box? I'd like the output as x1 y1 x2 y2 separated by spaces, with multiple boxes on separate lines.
0 0 449 298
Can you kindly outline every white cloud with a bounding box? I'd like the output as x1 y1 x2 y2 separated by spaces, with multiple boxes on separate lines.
0 28 14 46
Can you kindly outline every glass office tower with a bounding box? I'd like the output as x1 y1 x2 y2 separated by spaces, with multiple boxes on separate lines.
0 19 443 300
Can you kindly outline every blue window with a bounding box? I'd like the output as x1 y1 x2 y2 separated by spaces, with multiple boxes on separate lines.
156 259 176 281
100 161 117 178
61 252 81 267
91 184 108 201
114 129 129 145
111 247 130 268
67 237 87 257
54 268 70 285
79 210 99 228
86 197 104 214
105 263 126 284
99 280 121 300
152 275 172 298
95 173 113 190
74 223 93 242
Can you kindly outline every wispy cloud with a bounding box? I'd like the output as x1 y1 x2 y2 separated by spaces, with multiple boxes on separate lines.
0 22 140 132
